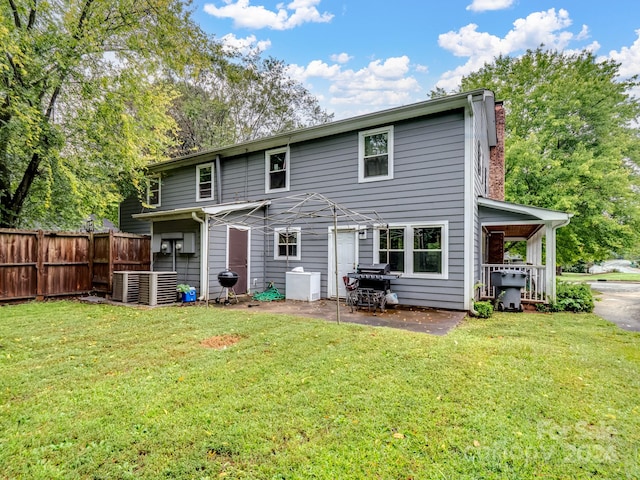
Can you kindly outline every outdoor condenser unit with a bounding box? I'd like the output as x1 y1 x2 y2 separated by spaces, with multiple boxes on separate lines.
138 271 178 306
112 271 141 303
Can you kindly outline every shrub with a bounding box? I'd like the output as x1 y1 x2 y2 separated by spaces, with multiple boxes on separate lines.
561 261 589 273
474 301 494 318
536 281 594 313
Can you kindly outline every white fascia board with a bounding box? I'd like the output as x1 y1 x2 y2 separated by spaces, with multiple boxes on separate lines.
202 200 271 216
132 206 205 221
478 197 572 224
132 200 271 222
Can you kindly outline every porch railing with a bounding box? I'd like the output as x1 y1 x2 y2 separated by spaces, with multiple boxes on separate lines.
480 264 547 303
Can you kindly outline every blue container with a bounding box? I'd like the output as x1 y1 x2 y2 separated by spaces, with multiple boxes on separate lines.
182 288 196 302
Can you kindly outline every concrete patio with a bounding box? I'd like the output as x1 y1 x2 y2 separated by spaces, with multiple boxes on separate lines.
205 297 467 335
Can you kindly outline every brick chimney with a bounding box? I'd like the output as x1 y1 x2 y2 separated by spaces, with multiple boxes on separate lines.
488 101 505 201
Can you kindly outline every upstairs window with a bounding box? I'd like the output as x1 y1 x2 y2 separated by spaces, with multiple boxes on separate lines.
359 126 394 182
274 227 301 260
266 147 290 193
147 176 161 207
196 163 214 201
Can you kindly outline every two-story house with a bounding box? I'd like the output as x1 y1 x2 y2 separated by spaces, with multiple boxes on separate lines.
119 89 570 312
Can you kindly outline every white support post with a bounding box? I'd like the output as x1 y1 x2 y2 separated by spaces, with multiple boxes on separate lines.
545 223 557 301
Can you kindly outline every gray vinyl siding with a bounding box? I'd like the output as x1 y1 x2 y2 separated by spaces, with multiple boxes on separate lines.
119 196 151 234
123 109 472 310
256 111 467 310
471 99 491 295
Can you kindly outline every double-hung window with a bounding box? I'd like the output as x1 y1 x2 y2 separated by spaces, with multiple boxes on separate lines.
274 227 301 260
147 176 161 207
196 163 214 202
378 227 405 272
359 126 394 182
266 147 290 193
376 222 448 278
412 226 444 275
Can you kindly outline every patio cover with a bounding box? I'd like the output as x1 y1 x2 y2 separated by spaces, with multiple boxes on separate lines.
478 197 571 301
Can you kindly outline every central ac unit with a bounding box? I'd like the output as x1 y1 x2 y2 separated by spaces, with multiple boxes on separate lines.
138 271 178 306
112 271 141 303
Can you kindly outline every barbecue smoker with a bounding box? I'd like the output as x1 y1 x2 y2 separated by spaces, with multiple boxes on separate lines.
347 264 399 314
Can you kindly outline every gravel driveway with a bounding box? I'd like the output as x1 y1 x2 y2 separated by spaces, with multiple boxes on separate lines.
590 281 640 332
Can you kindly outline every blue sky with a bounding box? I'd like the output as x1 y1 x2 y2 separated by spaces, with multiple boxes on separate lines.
191 0 640 119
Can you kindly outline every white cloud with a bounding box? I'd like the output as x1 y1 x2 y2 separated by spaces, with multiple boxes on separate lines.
203 0 333 30
606 29 640 79
220 33 272 54
466 0 514 12
330 52 352 64
605 29 640 98
436 8 586 91
415 64 429 73
287 55 421 118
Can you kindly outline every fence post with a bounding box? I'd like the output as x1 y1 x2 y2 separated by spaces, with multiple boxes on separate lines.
36 230 45 300
88 231 94 294
108 230 114 295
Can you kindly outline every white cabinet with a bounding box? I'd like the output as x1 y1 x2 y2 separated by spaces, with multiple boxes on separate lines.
285 271 321 301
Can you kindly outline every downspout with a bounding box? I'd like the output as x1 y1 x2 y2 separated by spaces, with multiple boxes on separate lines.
192 212 209 301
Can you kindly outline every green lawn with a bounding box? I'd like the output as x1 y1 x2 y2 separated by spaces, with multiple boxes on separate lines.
559 272 640 282
1 301 639 479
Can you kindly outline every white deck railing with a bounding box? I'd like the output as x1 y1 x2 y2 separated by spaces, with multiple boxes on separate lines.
480 264 547 302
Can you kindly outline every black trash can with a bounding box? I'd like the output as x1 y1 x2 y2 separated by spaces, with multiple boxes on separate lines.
490 270 527 312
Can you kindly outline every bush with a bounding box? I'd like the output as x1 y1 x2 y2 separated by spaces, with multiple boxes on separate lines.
474 301 494 318
561 261 589 273
536 281 594 313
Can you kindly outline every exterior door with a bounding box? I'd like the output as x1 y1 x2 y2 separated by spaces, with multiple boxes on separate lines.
228 227 249 294
329 230 358 298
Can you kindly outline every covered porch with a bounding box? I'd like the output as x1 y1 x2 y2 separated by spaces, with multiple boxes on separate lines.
478 198 571 304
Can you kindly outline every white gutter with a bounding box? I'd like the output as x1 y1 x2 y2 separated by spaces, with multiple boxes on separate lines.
191 212 209 301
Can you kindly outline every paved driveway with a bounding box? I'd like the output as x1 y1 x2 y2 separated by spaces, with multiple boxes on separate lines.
590 282 640 332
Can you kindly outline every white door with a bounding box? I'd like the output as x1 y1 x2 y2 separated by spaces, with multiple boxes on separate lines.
329 230 358 298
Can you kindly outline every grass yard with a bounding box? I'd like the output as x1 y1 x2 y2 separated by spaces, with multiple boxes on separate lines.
559 272 640 282
1 301 639 479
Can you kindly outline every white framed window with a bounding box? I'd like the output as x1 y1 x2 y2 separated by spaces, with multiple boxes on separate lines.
358 126 394 182
376 222 448 278
196 163 214 202
147 176 161 207
265 147 290 193
378 226 405 272
274 227 301 260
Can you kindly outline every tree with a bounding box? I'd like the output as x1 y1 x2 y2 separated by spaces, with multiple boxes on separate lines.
0 0 215 228
461 48 640 263
167 55 334 157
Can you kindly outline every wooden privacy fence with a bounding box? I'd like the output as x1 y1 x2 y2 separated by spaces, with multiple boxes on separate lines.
0 229 150 302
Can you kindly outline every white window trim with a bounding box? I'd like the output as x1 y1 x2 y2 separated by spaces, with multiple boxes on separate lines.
374 221 448 279
274 227 301 261
196 163 215 202
265 146 290 193
147 176 161 207
358 125 394 183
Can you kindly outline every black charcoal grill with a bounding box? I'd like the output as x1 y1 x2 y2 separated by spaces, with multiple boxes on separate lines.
215 270 239 304
347 264 399 314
